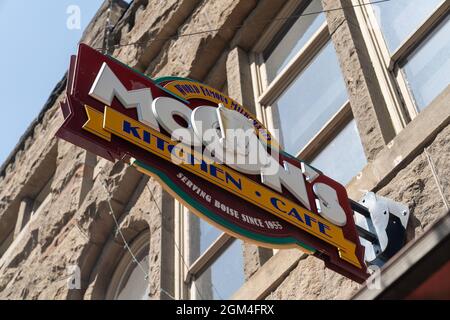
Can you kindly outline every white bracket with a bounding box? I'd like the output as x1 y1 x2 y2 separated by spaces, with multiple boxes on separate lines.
352 192 410 267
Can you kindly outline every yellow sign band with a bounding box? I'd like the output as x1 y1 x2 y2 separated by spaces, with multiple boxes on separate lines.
82 106 111 141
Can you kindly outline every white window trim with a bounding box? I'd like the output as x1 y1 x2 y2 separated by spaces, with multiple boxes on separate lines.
174 200 187 299
257 22 329 107
187 232 234 281
352 0 449 129
174 199 235 300
250 0 359 166
250 22 332 153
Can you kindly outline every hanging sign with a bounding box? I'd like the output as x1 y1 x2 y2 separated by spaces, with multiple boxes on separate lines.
56 44 368 282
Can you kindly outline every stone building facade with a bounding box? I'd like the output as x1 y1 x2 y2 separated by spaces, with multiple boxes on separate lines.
0 0 448 300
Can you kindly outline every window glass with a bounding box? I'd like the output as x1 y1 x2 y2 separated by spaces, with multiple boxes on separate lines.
195 240 245 300
401 15 450 111
264 0 325 81
310 119 367 185
188 213 222 264
116 250 149 300
273 41 348 155
372 0 442 52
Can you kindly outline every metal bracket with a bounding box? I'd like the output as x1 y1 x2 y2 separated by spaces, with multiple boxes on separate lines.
352 192 410 268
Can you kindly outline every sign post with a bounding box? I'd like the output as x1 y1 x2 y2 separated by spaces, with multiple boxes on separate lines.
56 44 405 283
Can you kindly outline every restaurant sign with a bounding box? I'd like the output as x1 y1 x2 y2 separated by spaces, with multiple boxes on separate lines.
56 44 368 282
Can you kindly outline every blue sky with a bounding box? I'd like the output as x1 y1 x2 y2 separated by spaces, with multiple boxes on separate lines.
0 0 106 165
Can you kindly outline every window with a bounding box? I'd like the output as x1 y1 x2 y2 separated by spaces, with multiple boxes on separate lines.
188 213 222 262
106 231 150 300
271 41 349 156
310 119 367 184
264 0 326 81
176 204 245 300
193 239 245 299
355 0 449 122
399 14 450 111
251 0 367 185
372 0 443 53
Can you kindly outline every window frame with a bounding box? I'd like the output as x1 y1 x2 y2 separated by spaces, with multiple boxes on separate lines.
105 230 150 300
175 199 237 300
352 0 449 129
249 0 358 164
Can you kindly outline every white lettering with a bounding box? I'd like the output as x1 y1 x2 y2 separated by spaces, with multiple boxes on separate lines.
89 63 159 130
